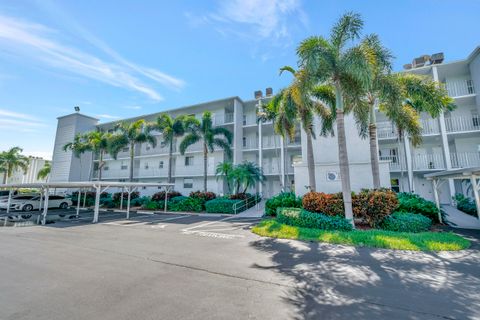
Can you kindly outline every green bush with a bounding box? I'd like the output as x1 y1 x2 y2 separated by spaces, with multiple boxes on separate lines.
169 196 189 204
130 196 151 207
265 192 302 216
381 212 432 233
396 192 440 222
454 194 477 217
168 197 204 212
142 200 161 210
205 198 243 214
276 207 353 231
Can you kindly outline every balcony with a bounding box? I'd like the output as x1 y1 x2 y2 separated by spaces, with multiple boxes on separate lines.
413 153 445 171
377 122 397 139
243 114 257 126
214 113 234 126
243 138 258 150
445 115 480 133
379 155 406 172
445 79 475 97
420 118 440 135
451 152 480 169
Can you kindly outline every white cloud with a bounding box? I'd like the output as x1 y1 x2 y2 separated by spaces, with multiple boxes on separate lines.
123 105 142 110
0 108 46 132
95 114 121 120
187 0 306 41
0 14 185 101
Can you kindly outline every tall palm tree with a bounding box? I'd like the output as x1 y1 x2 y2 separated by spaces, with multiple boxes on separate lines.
148 114 187 183
297 12 373 225
37 162 51 181
0 147 30 184
180 111 232 192
108 119 157 182
84 129 111 181
63 133 90 180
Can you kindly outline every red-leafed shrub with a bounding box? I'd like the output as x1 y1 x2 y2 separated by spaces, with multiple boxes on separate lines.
189 191 216 201
113 191 140 202
151 191 182 201
302 192 344 216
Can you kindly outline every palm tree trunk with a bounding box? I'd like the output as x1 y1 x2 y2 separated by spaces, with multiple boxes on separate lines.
2 165 8 184
129 143 135 182
284 138 290 191
168 140 173 183
335 85 354 226
98 150 103 181
368 102 381 189
305 130 316 192
369 123 381 189
203 143 208 192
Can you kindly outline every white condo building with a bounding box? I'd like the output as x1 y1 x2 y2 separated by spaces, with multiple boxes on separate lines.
6 157 50 184
49 46 480 203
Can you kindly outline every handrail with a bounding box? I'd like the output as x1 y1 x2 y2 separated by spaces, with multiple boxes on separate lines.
232 193 261 215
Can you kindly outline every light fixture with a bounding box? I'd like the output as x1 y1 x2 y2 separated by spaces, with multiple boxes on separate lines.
265 87 273 97
74 106 80 112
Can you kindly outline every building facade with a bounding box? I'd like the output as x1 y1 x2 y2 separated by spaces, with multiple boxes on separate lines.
49 46 480 202
6 157 50 184
377 47 480 203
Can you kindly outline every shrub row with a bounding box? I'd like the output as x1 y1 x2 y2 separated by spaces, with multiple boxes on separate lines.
303 189 398 227
380 212 432 233
265 192 302 216
205 198 244 214
276 207 353 231
396 192 440 222
454 194 478 217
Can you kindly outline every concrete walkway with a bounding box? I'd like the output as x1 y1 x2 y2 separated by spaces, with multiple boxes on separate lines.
443 205 480 229
236 200 265 218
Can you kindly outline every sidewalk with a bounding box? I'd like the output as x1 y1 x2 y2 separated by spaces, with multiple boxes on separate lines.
236 200 265 218
443 205 480 229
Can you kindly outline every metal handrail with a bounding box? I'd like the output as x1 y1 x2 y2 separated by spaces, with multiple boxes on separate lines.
232 193 261 214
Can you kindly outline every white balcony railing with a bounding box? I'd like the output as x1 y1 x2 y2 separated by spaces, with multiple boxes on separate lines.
412 153 445 170
445 79 475 97
377 122 397 139
450 152 480 169
243 138 258 150
445 115 480 133
379 155 406 171
420 118 440 135
243 114 257 126
214 113 234 125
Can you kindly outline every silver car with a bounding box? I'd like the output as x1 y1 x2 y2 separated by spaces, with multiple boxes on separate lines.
0 195 72 212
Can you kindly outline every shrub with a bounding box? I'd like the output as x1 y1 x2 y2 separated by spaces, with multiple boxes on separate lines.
71 191 110 206
142 200 161 210
169 196 189 204
454 194 477 217
169 197 204 212
205 198 243 214
381 212 432 233
130 196 151 207
265 192 302 216
303 189 398 227
189 191 216 201
113 191 140 202
151 191 182 201
396 192 440 222
276 207 353 231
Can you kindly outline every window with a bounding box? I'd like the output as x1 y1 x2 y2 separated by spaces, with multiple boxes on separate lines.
122 147 129 152
184 178 193 189
391 179 400 193
144 162 149 169
160 141 167 148
243 115 247 125
121 161 128 170
185 156 194 166
159 161 164 169
242 137 247 148
104 166 109 171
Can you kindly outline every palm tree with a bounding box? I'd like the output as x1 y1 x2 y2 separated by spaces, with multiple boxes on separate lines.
297 12 373 225
37 162 51 181
180 111 232 192
84 129 111 181
148 114 187 183
63 133 90 180
215 161 234 194
273 67 335 192
0 147 30 184
232 162 266 194
108 119 157 182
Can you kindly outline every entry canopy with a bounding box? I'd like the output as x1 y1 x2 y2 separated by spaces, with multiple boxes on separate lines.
0 181 175 224
424 167 480 222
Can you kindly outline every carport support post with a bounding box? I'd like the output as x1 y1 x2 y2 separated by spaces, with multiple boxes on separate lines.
39 187 43 212
126 187 131 219
76 189 81 217
164 186 169 212
42 187 50 225
93 185 101 223
120 187 124 210
470 175 480 220
6 189 12 214
432 179 443 224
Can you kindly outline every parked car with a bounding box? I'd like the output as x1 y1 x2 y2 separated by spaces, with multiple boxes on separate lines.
0 190 18 201
0 195 72 212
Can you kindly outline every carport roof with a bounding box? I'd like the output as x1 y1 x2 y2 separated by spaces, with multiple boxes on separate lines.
424 167 480 180
0 181 175 189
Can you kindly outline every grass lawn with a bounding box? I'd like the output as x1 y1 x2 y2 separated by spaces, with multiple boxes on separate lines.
252 220 470 251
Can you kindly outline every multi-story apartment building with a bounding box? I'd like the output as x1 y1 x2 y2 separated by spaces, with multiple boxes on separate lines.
49 46 479 203
377 47 480 203
6 157 50 184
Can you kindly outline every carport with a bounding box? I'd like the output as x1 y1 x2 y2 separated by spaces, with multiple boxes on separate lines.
0 181 174 225
425 167 480 223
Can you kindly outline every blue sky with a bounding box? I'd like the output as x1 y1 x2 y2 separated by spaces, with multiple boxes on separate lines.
0 0 479 159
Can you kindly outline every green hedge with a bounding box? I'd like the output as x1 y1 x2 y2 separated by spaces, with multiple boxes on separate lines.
276 207 353 231
396 192 441 222
381 212 432 233
168 197 203 212
205 198 243 214
265 192 302 216
454 194 478 217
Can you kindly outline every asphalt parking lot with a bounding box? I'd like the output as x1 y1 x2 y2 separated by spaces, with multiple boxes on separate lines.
1 211 479 320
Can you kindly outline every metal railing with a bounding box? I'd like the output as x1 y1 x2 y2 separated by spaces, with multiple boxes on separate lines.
445 79 475 97
232 193 262 215
379 155 406 171
445 115 480 133
377 122 397 139
450 152 480 169
412 153 445 170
